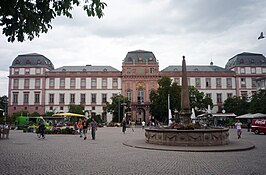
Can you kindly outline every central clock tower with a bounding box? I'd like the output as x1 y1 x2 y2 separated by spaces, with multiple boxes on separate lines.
121 50 160 124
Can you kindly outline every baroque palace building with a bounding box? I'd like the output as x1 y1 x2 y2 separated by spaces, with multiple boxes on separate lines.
8 50 266 123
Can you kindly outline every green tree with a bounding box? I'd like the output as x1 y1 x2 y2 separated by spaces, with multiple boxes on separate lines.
149 76 181 123
0 0 107 42
106 94 129 122
249 89 266 113
223 96 249 116
189 86 213 115
68 104 84 114
0 95 8 117
149 76 213 123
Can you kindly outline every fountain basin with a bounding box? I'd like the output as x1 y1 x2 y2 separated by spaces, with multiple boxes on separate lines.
145 128 229 146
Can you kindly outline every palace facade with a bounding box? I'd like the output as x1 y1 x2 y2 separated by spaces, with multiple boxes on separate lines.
8 50 266 123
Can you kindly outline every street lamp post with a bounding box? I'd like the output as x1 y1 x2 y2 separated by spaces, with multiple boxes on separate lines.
118 98 120 123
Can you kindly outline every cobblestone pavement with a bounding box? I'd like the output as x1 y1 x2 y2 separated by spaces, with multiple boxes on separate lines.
0 127 265 175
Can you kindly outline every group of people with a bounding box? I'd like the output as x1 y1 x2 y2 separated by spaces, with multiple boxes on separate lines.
75 118 97 140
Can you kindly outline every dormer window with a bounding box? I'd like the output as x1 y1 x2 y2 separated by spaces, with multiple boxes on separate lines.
15 60 20 64
240 59 244 64
37 60 41 64
62 69 66 72
26 60 31 64
193 68 199 71
82 69 86 72
174 68 178 71
103 68 107 72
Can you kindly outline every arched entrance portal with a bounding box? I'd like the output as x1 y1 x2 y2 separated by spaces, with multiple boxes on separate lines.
136 108 145 123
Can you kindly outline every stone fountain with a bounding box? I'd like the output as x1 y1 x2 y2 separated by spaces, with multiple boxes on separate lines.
145 56 229 146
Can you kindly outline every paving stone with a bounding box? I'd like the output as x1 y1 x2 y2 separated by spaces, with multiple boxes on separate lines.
0 128 265 175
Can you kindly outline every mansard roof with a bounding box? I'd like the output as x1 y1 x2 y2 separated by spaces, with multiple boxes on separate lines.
123 50 158 64
161 65 232 72
225 52 266 69
11 53 54 70
51 65 120 72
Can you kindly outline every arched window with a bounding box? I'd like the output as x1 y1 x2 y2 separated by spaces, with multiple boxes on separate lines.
137 89 144 104
127 90 132 101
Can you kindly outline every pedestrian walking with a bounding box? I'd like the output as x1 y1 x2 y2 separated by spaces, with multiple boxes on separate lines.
122 117 127 134
38 120 46 139
247 120 251 132
83 118 89 140
90 118 97 140
77 119 83 138
142 120 145 130
129 120 135 132
235 119 242 139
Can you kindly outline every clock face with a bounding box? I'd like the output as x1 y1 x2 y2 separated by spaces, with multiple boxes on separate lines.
136 82 145 89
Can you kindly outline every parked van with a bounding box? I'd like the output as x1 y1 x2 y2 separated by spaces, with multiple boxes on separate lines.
251 118 266 134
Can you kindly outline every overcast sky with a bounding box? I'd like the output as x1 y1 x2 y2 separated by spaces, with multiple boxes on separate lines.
1 0 266 96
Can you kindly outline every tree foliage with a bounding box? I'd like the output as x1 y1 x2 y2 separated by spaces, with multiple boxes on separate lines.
223 96 249 116
149 76 181 123
106 94 130 122
0 95 8 117
249 90 266 114
0 0 107 42
149 76 214 123
189 86 213 115
68 104 84 114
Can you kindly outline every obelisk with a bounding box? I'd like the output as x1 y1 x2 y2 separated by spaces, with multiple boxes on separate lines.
180 56 192 126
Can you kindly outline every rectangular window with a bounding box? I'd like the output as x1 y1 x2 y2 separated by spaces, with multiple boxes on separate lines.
206 78 211 88
216 78 221 87
252 78 256 87
227 93 233 98
174 78 180 85
195 78 201 87
24 79 30 88
81 78 86 88
251 68 256 74
102 78 107 88
49 79 55 87
14 69 19 75
127 68 131 74
226 78 232 87
13 93 18 104
263 68 266 74
91 94 96 103
70 78 75 88
206 93 212 99
91 78 97 88
35 79 40 88
80 94 86 103
217 93 222 103
241 78 246 87
36 68 41 74
34 93 40 104
112 78 118 88
14 79 19 88
25 68 30 75
150 68 155 74
23 93 29 104
241 91 248 99
49 94 54 103
59 94 65 103
70 94 75 103
240 68 245 74
60 78 65 88
102 94 107 103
